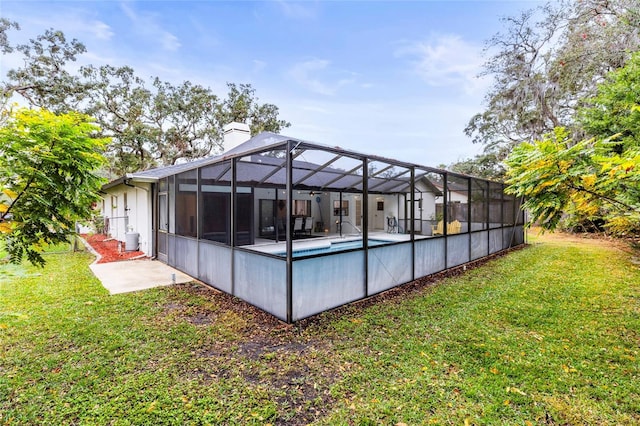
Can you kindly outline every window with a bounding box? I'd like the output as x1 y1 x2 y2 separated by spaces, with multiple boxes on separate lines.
159 194 168 232
294 199 311 216
333 200 349 216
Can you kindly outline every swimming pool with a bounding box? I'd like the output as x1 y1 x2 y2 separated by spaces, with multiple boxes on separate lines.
275 238 391 258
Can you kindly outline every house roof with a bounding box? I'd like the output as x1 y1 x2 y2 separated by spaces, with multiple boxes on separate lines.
110 131 494 194
127 132 290 181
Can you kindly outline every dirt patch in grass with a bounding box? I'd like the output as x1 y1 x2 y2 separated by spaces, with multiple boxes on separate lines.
162 282 338 425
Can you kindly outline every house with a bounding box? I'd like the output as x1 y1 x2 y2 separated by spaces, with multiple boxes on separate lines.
99 123 525 322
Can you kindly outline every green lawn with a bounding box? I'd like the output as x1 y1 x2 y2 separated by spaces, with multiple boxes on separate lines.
1 233 638 425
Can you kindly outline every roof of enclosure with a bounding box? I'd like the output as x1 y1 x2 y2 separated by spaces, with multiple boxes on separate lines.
121 131 487 194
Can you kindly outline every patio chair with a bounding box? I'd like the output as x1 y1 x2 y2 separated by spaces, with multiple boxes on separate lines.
431 220 444 235
447 220 462 234
292 217 304 237
304 216 313 235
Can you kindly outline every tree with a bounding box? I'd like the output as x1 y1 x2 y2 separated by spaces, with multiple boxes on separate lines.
2 25 292 176
217 83 290 136
1 25 88 113
150 78 223 166
506 51 640 236
0 19 19 54
81 66 291 175
462 0 640 171
505 128 639 235
81 65 157 175
446 147 508 180
579 51 640 151
0 108 107 266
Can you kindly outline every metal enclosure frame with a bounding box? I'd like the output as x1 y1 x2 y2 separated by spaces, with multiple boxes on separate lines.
126 132 525 323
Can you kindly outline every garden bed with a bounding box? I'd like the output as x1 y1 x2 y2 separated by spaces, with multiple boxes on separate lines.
82 233 146 263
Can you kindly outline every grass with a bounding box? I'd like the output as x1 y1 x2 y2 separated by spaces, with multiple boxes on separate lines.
1 232 639 425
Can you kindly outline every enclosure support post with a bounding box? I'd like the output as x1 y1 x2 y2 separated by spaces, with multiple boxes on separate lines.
339 192 343 237
443 172 448 267
410 167 415 281
363 157 369 297
286 140 294 323
501 183 505 250
230 158 236 295
468 177 472 261
274 190 280 243
196 168 200 279
486 182 490 256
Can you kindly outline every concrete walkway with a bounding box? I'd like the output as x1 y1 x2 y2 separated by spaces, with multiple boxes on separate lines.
89 260 194 295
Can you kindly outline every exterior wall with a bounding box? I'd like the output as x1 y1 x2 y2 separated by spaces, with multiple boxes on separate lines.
367 194 400 231
441 190 467 203
415 181 437 222
101 182 152 256
330 192 361 233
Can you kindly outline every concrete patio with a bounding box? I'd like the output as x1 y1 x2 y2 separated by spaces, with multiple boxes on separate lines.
89 260 193 295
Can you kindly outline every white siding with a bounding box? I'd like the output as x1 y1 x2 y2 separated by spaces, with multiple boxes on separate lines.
101 183 152 256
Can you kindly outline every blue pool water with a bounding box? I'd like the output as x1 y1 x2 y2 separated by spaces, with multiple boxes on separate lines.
275 238 391 258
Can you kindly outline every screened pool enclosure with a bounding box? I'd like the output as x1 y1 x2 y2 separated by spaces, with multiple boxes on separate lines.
129 132 525 323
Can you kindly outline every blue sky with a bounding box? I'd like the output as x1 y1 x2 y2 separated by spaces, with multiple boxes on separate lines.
1 0 542 168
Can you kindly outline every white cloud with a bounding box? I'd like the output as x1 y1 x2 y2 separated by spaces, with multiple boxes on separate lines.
81 51 118 66
161 32 181 51
288 59 356 96
275 0 318 19
120 2 181 51
396 34 489 96
252 59 267 73
145 62 182 78
91 21 114 40
289 59 334 95
8 12 114 43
